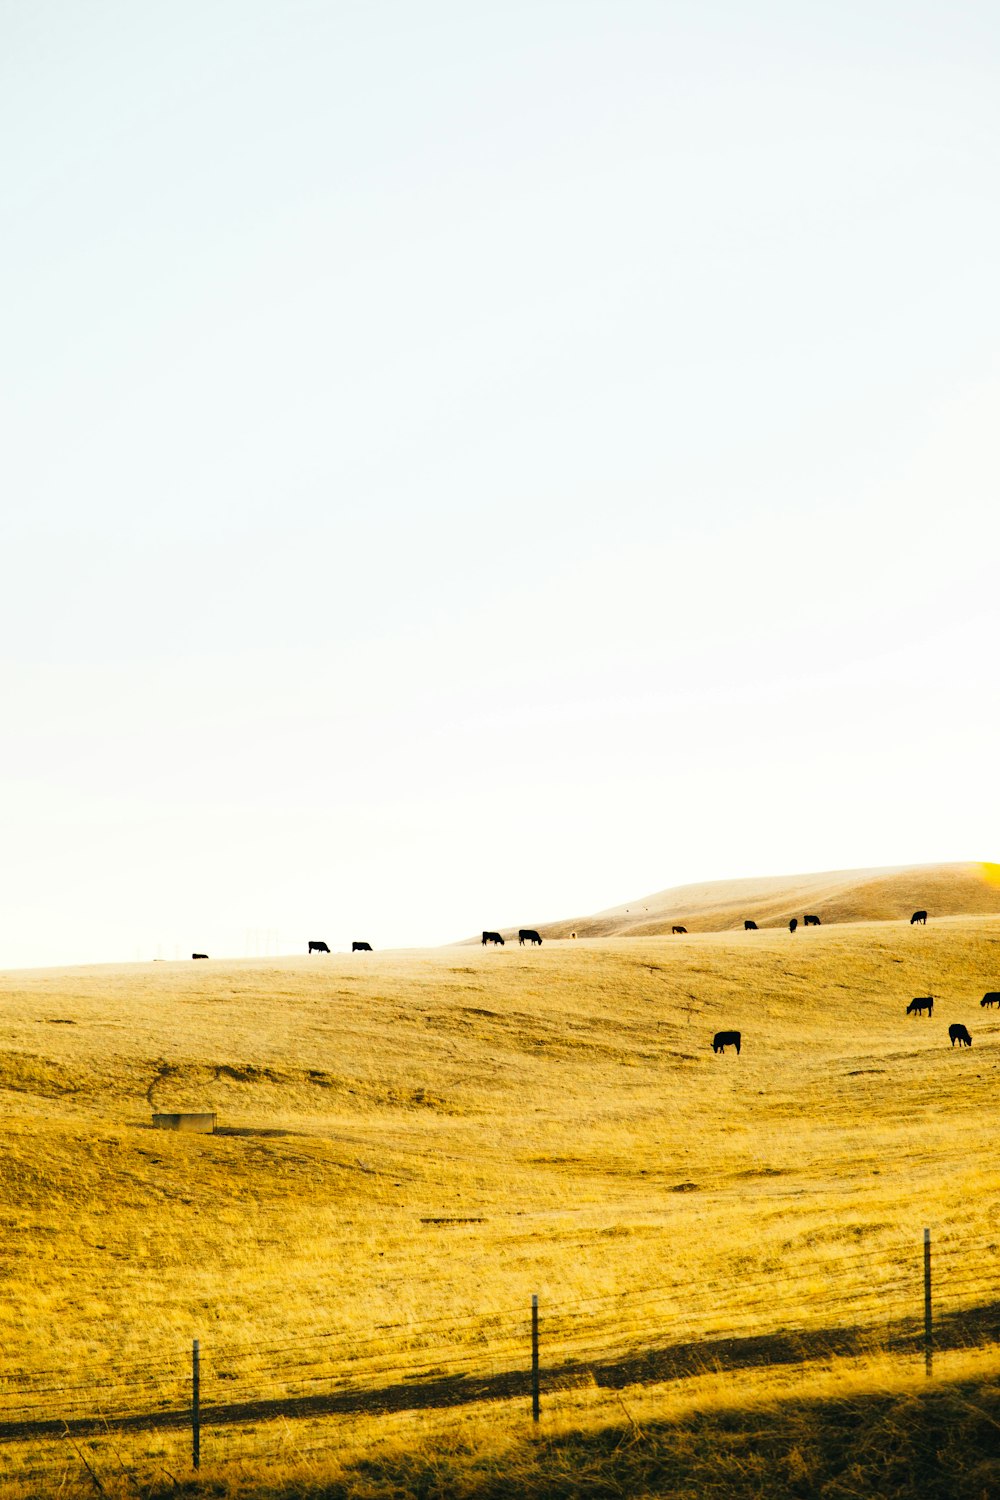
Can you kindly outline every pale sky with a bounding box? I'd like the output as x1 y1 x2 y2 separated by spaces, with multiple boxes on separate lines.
2 1 998 966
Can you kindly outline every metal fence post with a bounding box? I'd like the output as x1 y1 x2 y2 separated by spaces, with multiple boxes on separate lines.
192 1338 201 1468
923 1229 932 1377
531 1295 540 1422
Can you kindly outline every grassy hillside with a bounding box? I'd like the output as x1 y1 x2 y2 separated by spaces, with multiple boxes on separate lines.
534 860 1000 938
0 916 998 1494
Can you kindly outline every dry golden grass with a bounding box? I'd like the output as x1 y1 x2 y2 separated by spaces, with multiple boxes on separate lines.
8 1351 1000 1499
0 912 998 1493
540 859 1000 937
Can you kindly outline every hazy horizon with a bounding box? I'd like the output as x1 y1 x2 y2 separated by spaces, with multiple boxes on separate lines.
3 1 998 967
0 855 993 971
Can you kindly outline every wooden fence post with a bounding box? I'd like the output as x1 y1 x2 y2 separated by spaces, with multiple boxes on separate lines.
531 1294 540 1423
192 1338 201 1469
923 1229 932 1377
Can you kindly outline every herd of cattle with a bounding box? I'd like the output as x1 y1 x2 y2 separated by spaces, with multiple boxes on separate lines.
738 911 927 934
709 909 994 1056
479 907 989 1059
189 905 994 1056
189 907 939 962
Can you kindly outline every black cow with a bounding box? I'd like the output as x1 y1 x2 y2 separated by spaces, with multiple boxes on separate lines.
308 941 331 955
672 925 687 935
482 931 505 946
910 910 928 925
518 929 542 946
713 1030 741 1055
788 918 798 933
980 992 1000 1008
352 941 372 952
804 914 821 927
744 920 758 931
949 1023 972 1047
907 996 934 1017
192 953 208 960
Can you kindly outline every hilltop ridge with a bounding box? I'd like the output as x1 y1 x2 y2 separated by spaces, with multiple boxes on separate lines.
524 861 1000 941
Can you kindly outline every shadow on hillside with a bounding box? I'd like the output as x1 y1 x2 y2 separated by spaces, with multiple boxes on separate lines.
5 1298 999 1443
200 1377 999 1500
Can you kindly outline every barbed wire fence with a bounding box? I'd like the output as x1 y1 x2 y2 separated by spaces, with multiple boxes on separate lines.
0 1227 997 1488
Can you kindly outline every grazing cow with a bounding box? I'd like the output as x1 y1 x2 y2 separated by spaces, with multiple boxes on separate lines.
482 931 505 946
906 996 934 1017
518 929 542 946
744 920 758 931
672 925 687 935
804 914 821 927
789 918 798 933
949 1023 972 1047
910 910 928 925
713 1030 741 1055
192 953 208 960
980 992 1000 1008
352 941 372 952
308 941 331 955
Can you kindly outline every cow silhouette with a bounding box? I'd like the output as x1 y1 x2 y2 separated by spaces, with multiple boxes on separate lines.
744 920 758 931
518 929 542 946
949 1023 972 1047
907 996 934 1017
713 1030 741 1055
804 914 821 927
788 918 798 933
308 941 330 955
910 910 928 925
192 953 208 960
352 941 372 952
980 992 1000 1008
672 925 687 935
482 931 504 946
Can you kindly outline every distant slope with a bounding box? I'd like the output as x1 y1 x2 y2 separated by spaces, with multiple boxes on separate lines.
531 862 1000 938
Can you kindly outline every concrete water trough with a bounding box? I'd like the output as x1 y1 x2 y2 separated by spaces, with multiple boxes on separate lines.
152 1112 217 1133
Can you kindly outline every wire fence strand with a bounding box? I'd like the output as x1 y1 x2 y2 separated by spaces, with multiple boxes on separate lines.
1 1231 996 1480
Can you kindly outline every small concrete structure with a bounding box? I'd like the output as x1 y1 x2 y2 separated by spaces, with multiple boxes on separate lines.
152 1112 216 1133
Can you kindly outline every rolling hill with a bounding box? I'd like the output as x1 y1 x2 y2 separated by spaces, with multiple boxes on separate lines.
529 860 1000 940
0 912 998 1495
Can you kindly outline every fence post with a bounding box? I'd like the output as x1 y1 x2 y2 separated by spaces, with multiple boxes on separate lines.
923 1229 932 1377
531 1294 540 1423
192 1338 201 1469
